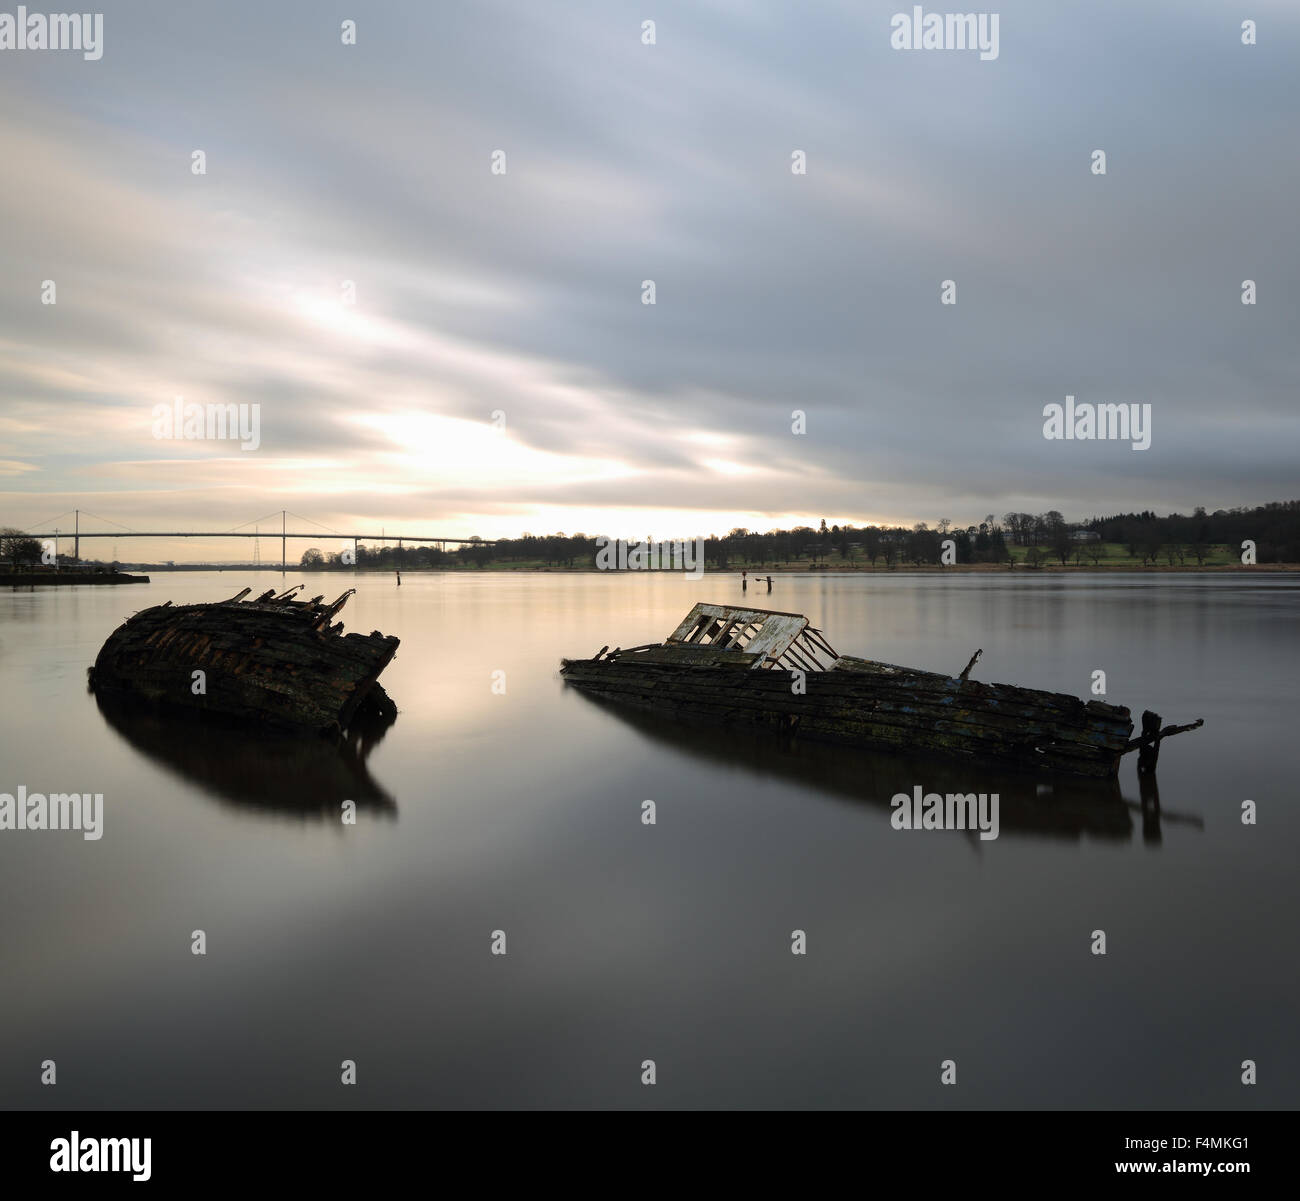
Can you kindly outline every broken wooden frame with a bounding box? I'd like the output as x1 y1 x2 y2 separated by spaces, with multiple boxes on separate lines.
662 602 841 671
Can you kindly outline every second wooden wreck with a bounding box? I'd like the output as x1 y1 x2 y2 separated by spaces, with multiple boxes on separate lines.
560 602 1202 778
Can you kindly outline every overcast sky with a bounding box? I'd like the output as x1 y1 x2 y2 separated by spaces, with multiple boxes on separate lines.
1 0 1297 555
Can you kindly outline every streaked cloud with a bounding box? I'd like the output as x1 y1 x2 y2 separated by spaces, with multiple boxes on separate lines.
1 0 1297 553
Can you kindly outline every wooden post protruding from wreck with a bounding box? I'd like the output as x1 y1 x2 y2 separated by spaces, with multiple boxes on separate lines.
1128 712 1204 773
1137 710 1163 774
958 649 983 682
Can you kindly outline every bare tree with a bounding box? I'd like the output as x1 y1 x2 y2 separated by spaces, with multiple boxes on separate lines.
0 529 42 571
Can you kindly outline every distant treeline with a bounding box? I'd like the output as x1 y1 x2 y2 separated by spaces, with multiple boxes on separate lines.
292 499 1300 570
1082 501 1300 564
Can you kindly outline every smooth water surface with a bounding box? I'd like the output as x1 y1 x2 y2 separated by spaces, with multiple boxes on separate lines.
1 571 1295 1108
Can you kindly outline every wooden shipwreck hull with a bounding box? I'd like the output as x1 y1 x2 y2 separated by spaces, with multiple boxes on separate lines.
561 603 1199 779
89 585 398 737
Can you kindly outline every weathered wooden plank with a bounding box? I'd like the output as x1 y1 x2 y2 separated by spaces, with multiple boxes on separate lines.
567 659 1129 737
567 666 1120 749
575 677 1123 752
623 646 760 668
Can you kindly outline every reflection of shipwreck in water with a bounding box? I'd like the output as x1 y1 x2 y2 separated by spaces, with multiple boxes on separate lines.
566 689 1201 846
93 692 397 820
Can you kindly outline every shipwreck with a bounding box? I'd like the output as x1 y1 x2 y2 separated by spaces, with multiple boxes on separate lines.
88 585 399 737
560 602 1202 779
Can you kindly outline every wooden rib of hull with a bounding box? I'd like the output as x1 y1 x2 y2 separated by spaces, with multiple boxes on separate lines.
559 655 1133 778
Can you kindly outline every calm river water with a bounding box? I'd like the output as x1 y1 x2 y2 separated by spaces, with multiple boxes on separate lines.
1 571 1295 1108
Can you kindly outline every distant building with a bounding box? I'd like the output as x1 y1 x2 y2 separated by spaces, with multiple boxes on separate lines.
1071 529 1102 542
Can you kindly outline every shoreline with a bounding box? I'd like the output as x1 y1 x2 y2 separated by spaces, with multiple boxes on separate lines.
1 572 150 586
45 563 1298 577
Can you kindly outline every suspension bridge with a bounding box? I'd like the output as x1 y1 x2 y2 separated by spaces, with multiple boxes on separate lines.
19 509 496 570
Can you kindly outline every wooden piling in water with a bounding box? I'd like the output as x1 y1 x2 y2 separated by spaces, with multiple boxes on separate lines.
1137 710 1162 774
